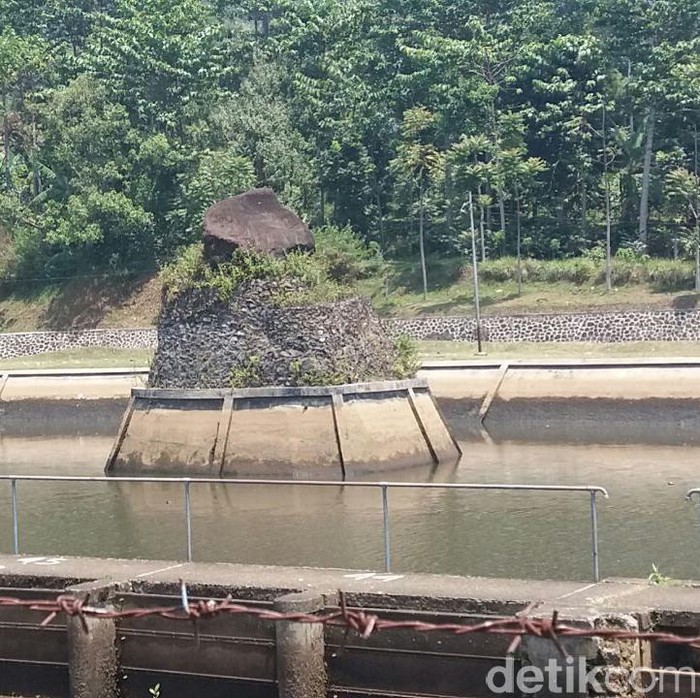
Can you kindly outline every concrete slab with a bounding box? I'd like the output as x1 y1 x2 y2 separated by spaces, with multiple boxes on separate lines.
0 555 590 612
0 556 185 587
2 375 147 401
4 554 700 630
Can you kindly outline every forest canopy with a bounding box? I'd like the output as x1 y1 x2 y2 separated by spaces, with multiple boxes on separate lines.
0 0 699 282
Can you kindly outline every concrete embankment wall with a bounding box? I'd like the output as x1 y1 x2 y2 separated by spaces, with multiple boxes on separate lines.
421 359 700 444
391 308 700 342
106 380 460 478
3 306 700 360
5 361 700 445
0 369 144 437
0 554 696 698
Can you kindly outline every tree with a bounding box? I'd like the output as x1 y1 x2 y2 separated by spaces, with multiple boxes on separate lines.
390 107 442 299
666 167 700 290
0 29 46 191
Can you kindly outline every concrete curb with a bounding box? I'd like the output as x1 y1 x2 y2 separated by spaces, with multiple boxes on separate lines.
420 357 700 370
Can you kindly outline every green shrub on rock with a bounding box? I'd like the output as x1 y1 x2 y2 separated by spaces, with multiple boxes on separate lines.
392 334 420 379
161 243 349 305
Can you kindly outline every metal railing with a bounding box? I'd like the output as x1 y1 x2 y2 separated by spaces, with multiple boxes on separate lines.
1 476 609 581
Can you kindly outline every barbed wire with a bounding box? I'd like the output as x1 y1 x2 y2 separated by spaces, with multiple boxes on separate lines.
1 588 699 655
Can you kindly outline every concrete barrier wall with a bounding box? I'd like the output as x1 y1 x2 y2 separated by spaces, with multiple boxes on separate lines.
419 359 700 402
106 380 461 478
0 555 694 698
3 307 700 360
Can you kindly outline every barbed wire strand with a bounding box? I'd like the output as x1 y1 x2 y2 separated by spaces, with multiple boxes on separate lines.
0 584 698 653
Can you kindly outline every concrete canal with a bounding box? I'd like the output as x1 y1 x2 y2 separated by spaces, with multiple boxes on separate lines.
0 424 696 582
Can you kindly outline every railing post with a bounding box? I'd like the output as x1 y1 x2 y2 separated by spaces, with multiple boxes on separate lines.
10 479 18 555
381 484 391 572
184 480 192 562
590 491 600 583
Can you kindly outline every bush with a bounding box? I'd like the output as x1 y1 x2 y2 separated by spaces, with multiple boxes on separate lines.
471 255 695 290
160 243 349 304
314 225 385 283
392 334 420 379
477 257 597 285
645 259 694 291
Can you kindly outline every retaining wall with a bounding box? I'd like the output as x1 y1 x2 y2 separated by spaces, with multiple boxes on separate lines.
389 308 700 343
0 328 156 359
106 379 460 478
3 308 700 359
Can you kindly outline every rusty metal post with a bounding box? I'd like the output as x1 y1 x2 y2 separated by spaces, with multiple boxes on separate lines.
66 583 119 698
274 591 327 698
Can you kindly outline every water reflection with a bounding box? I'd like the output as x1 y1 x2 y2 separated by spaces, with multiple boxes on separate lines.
0 434 697 581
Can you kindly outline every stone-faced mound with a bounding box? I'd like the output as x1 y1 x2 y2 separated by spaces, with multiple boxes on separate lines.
149 279 405 389
203 188 315 261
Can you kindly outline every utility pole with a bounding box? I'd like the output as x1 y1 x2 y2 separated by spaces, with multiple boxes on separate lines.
603 100 612 292
695 124 699 292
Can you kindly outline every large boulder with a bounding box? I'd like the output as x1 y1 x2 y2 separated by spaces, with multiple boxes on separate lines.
203 188 315 261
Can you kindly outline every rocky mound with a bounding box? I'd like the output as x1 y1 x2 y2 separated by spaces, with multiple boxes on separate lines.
149 279 407 389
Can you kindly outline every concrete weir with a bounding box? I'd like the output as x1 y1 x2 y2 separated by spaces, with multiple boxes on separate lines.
105 379 460 478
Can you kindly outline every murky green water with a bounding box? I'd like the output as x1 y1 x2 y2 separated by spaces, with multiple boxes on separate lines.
0 433 696 582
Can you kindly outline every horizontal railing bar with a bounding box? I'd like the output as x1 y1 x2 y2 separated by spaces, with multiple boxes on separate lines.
0 475 608 497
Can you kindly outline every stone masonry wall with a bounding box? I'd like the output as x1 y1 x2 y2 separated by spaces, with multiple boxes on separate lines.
387 309 700 343
0 328 156 360
2 308 700 360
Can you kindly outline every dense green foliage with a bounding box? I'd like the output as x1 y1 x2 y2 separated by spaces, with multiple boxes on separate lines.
1 0 699 283
160 243 348 304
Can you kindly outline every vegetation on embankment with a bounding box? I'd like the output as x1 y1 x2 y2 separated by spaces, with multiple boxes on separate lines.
3 249 700 332
2 0 700 288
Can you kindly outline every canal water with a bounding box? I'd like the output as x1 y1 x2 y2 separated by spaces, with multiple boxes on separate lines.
0 431 697 582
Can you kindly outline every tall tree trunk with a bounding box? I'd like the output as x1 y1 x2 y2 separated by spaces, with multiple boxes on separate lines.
444 161 453 236
498 190 506 255
319 186 326 227
695 221 700 293
516 193 522 296
695 126 699 292
603 100 612 292
419 179 428 300
605 184 612 291
638 107 655 247
374 171 385 252
2 95 10 191
486 193 492 243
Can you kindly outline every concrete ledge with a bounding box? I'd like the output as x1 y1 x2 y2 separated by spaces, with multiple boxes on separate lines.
4 367 150 377
134 378 430 401
421 357 700 370
1 555 699 619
